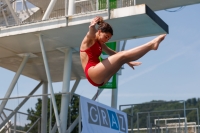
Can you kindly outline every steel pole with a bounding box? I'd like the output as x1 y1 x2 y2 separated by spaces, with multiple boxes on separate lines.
52 78 81 133
0 81 43 129
41 82 48 133
38 34 61 133
0 54 29 116
42 0 58 20
65 90 104 133
14 113 17 133
197 108 200 133
60 48 73 133
184 101 188 133
49 98 52 133
68 0 74 15
4 0 19 24
111 41 120 109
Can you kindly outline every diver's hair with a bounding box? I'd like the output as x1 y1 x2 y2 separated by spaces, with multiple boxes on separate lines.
97 17 113 35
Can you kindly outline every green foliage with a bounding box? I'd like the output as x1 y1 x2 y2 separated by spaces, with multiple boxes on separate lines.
24 94 79 133
24 96 200 132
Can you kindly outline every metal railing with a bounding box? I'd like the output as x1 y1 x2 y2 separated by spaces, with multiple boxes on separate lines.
0 0 137 28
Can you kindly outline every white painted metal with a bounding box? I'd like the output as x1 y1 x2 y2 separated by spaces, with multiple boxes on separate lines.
121 40 127 51
14 113 17 133
0 4 167 82
26 0 200 13
49 98 52 133
60 48 73 133
66 89 104 133
70 78 80 100
27 118 41 133
79 102 81 133
52 78 80 133
68 0 75 15
111 41 120 109
41 82 48 133
22 0 31 18
3 0 19 24
42 0 58 20
65 0 68 16
38 34 61 133
0 81 43 129
0 54 29 116
1 9 9 26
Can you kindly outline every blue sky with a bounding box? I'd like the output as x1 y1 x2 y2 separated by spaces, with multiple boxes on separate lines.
0 3 200 117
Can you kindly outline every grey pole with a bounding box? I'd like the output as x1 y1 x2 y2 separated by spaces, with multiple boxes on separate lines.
42 0 58 20
49 98 52 133
60 48 73 133
68 0 74 15
196 108 200 133
111 41 120 109
65 89 104 133
0 54 29 116
148 112 151 133
178 114 181 133
0 81 43 129
52 78 81 133
38 34 61 133
70 78 80 100
131 105 133 133
184 101 188 133
4 0 19 24
111 75 118 108
79 101 81 133
137 113 139 133
41 82 48 133
14 113 17 133
107 0 110 19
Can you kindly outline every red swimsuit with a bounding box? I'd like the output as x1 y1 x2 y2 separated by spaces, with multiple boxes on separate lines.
80 41 104 87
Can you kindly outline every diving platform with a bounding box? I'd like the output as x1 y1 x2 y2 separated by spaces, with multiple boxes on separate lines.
0 4 168 82
0 0 200 133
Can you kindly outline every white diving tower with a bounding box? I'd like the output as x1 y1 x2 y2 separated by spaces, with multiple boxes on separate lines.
0 0 199 133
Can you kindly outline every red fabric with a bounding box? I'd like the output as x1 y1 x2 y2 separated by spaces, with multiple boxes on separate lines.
80 41 104 87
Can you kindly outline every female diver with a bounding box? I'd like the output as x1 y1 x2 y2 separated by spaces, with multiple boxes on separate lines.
80 16 166 87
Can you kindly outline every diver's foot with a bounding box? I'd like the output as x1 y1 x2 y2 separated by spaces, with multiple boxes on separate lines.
151 34 166 50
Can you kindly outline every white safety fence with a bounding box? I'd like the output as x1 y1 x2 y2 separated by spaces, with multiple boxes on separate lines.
0 0 136 27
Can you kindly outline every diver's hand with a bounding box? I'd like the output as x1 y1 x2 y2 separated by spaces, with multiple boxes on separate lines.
89 16 102 28
127 61 142 70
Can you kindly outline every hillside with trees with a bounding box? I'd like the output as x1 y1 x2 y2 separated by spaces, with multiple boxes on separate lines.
24 97 200 132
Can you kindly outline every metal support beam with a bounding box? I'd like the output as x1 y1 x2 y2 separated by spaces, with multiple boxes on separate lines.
68 0 75 15
1 9 9 26
38 34 61 133
41 82 48 133
22 0 31 19
52 78 80 133
60 48 73 133
0 81 43 129
3 0 19 24
111 76 118 108
70 78 80 100
49 97 52 133
111 41 120 109
0 54 29 116
27 118 41 133
14 113 17 133
66 89 104 133
42 0 57 20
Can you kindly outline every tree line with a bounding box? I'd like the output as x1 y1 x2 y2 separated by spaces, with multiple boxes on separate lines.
22 97 200 132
